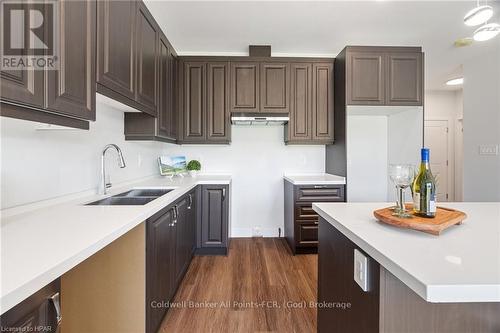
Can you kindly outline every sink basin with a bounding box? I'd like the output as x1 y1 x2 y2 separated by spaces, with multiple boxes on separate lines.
116 189 173 197
86 197 158 206
85 188 175 206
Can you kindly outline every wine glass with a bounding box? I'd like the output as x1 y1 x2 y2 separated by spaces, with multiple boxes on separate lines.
388 164 401 212
391 164 415 218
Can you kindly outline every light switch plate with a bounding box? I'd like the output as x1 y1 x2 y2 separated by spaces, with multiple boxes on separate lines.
479 145 499 155
354 249 370 292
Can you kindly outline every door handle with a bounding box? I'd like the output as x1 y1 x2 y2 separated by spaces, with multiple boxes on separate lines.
50 292 62 328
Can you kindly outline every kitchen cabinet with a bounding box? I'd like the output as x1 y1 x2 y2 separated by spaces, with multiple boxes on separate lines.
147 206 176 333
318 217 380 332
230 62 259 113
199 185 229 254
285 61 334 144
386 52 423 105
97 0 159 117
124 32 177 143
96 0 136 100
345 47 423 106
0 279 60 332
179 61 230 144
260 62 290 113
1 0 95 129
284 182 345 254
135 1 158 115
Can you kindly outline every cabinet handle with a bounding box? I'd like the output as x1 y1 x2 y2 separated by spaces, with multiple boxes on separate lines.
50 292 62 327
222 188 226 201
188 194 192 210
172 206 178 224
314 185 328 189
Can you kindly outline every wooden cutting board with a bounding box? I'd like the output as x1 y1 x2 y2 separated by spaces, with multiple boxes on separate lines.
373 205 467 235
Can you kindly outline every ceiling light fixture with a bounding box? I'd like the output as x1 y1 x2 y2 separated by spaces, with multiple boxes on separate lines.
473 23 500 41
446 78 464 86
464 5 494 26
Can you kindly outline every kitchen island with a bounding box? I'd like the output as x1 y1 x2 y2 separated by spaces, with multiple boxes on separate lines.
313 202 500 333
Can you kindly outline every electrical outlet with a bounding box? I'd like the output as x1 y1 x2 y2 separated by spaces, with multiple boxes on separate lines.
479 145 499 156
354 249 370 292
252 226 263 237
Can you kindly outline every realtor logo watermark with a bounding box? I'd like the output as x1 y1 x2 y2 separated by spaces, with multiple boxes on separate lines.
1 0 59 70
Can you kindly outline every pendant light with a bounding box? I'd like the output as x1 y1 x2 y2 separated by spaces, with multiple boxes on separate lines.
446 78 464 86
464 4 494 26
473 23 500 41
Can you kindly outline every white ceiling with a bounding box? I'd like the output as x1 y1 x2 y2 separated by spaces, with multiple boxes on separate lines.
145 0 500 90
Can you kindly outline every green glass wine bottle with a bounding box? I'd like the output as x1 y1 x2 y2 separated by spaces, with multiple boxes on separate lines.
412 148 437 218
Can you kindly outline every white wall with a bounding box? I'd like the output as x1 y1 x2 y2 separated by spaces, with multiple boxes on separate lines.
462 41 500 202
0 99 325 237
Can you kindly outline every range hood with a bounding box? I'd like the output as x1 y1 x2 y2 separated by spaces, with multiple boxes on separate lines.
231 113 289 126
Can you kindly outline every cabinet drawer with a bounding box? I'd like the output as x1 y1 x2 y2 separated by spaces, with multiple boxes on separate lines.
295 220 318 247
295 203 318 220
296 185 344 202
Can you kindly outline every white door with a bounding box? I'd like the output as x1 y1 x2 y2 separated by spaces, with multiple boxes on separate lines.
455 119 464 201
425 120 449 202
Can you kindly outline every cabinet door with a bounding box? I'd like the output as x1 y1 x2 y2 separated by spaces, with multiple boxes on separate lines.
295 220 318 247
346 51 385 105
0 2 44 108
147 207 175 333
318 218 379 333
386 52 423 106
157 34 175 139
182 62 206 142
312 63 334 141
187 191 197 254
201 185 228 248
46 0 96 120
287 63 312 141
207 62 230 142
230 62 259 112
260 62 290 113
135 2 158 116
174 196 190 285
97 0 135 100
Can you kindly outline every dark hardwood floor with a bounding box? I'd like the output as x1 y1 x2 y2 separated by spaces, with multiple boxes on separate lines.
159 238 317 333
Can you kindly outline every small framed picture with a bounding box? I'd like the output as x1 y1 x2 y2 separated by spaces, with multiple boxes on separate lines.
158 156 187 176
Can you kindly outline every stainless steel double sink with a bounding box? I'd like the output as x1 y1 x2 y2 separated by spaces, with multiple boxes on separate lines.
86 189 174 206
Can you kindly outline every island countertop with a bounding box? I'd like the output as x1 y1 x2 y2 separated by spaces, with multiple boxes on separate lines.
0 174 231 315
312 202 500 303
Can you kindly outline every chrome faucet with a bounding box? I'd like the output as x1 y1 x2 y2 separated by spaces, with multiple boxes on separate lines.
101 144 126 195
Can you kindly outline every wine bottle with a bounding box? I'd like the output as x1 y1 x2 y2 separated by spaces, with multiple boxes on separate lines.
412 148 437 217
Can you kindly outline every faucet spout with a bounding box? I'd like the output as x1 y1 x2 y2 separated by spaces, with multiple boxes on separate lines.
101 144 126 195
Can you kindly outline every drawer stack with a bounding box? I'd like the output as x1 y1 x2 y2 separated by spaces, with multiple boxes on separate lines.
284 183 345 254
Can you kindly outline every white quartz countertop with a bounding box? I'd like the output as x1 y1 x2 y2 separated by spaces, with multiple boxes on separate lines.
283 173 346 185
312 202 500 303
0 175 231 314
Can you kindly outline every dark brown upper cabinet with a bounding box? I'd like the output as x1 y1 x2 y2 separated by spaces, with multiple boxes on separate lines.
97 0 159 116
46 0 96 121
312 63 334 141
178 60 230 144
286 63 312 142
346 51 385 105
260 62 290 113
386 52 423 106
0 0 95 129
182 61 206 142
230 62 259 113
96 0 136 100
345 47 423 106
207 62 231 143
124 31 177 143
135 1 158 116
285 61 334 144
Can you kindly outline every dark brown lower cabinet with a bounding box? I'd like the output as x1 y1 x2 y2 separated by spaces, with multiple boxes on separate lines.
284 181 345 254
318 217 380 333
0 279 61 332
197 184 229 254
146 189 197 333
